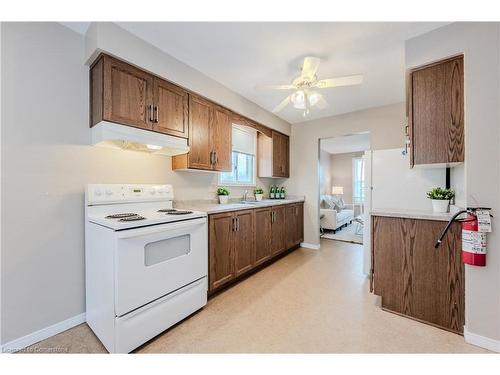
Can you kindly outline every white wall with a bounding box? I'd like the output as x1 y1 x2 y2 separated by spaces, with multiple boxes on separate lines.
0 22 286 345
318 149 331 195
286 103 406 246
84 22 290 136
330 151 364 204
406 22 500 345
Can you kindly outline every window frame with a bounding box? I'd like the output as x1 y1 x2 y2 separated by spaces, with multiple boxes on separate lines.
218 125 257 187
352 156 365 204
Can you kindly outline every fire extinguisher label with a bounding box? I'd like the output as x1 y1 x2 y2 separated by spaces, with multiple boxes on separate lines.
476 210 492 232
462 230 487 253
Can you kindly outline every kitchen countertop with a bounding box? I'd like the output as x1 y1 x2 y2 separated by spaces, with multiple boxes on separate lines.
370 208 458 222
175 196 305 214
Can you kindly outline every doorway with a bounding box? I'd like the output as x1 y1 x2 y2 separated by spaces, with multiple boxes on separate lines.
318 133 372 270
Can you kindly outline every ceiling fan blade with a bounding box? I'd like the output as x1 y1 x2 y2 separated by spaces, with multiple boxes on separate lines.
316 94 329 109
255 84 296 90
300 57 321 81
272 95 291 113
315 75 363 88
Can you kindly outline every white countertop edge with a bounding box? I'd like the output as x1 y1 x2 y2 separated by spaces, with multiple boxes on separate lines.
370 209 455 222
176 198 305 214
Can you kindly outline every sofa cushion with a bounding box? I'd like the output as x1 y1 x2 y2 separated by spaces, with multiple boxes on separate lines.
337 209 354 222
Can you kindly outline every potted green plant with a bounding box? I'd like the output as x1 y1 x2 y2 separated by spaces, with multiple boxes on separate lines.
426 187 455 213
254 187 264 201
217 187 230 204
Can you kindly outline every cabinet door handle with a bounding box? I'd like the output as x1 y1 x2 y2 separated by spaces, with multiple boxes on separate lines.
154 105 159 123
148 104 154 122
214 151 218 165
210 151 214 165
236 217 239 231
231 217 235 232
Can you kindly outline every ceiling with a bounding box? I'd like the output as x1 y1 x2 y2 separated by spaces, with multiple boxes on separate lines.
62 22 447 124
320 133 370 154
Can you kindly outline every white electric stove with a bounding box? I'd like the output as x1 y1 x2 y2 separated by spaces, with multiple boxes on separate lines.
85 184 208 353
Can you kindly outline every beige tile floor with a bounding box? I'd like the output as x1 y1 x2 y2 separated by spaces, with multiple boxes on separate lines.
25 239 488 353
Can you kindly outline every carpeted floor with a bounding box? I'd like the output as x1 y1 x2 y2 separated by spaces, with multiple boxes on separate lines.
321 222 363 244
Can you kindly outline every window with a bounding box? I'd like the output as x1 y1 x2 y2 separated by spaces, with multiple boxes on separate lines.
219 125 256 186
352 157 365 204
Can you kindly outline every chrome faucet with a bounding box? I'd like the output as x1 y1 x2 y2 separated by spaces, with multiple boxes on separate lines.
243 190 248 201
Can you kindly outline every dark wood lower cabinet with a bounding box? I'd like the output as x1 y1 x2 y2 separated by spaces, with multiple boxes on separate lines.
234 210 255 277
209 202 304 294
372 216 464 334
209 212 235 291
254 207 273 266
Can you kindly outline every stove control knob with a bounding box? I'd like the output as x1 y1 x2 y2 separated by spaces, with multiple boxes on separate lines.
94 188 103 196
105 188 113 196
149 188 156 195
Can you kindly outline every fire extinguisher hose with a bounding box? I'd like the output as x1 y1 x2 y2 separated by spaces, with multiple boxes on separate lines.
434 209 468 248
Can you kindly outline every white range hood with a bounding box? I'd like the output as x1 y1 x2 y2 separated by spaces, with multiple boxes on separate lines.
91 121 189 156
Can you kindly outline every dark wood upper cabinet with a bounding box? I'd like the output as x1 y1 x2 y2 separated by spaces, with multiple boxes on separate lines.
172 96 232 172
92 55 154 130
408 55 464 167
211 106 232 172
372 215 464 334
152 77 188 138
91 54 283 175
185 95 213 170
258 131 290 178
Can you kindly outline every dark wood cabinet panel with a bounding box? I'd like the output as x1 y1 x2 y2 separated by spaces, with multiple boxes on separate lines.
372 215 464 334
255 207 273 266
152 77 188 138
409 55 464 166
100 55 154 130
211 106 232 172
208 202 302 293
234 210 255 277
209 212 235 291
186 95 213 170
258 131 290 178
293 203 304 245
271 206 286 255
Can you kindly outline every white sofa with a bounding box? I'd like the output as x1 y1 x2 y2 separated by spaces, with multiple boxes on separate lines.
320 195 354 233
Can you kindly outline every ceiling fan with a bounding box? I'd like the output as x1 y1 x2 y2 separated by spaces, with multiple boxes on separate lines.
257 57 363 117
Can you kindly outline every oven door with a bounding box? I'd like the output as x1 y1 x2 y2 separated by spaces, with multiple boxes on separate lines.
114 217 207 317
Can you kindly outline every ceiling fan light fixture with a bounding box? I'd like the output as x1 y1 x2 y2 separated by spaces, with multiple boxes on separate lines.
308 91 320 106
291 90 305 109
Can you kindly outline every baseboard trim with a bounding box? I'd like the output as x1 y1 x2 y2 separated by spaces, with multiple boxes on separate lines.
300 242 320 250
1 313 86 353
464 326 500 352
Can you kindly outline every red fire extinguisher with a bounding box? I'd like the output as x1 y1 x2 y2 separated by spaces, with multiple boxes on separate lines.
435 208 491 267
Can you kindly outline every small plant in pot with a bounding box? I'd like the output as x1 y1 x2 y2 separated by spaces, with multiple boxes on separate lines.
254 187 264 201
217 187 230 204
426 187 455 213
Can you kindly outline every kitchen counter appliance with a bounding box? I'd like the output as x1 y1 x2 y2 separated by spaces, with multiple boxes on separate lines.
85 184 208 353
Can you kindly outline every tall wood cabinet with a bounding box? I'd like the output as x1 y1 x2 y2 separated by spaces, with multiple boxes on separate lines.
90 54 188 138
172 95 232 172
371 215 464 334
408 55 464 167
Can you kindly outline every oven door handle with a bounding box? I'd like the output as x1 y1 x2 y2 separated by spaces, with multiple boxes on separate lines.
116 217 207 239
